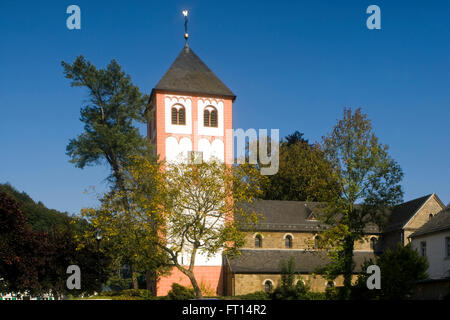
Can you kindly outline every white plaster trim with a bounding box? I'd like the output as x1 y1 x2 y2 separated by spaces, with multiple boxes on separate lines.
262 279 274 286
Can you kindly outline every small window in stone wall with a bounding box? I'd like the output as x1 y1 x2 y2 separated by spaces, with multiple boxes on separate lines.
285 235 292 248
264 280 273 293
255 234 262 248
370 237 377 251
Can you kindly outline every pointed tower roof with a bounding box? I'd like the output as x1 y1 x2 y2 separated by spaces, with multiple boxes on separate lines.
152 45 236 101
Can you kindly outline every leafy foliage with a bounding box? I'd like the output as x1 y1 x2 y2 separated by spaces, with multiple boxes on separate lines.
0 183 72 233
63 56 156 290
231 291 270 300
0 189 110 297
352 244 428 300
82 156 264 298
257 131 339 202
319 108 404 298
270 257 313 300
62 55 150 189
167 283 195 300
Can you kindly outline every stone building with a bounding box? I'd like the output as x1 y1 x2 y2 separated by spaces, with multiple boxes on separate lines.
146 29 445 296
381 193 445 250
223 196 445 296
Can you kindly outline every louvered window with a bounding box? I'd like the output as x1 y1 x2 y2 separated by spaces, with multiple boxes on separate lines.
171 104 186 125
203 106 218 127
178 107 185 125
203 109 210 126
171 107 178 124
210 108 218 127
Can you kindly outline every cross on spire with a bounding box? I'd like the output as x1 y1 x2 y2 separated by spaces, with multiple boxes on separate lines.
182 10 189 45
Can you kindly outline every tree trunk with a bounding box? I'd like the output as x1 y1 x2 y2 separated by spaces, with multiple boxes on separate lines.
342 234 354 299
130 263 139 289
145 270 156 295
185 270 202 299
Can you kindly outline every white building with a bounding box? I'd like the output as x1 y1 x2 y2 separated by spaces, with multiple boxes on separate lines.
410 207 450 279
409 206 450 299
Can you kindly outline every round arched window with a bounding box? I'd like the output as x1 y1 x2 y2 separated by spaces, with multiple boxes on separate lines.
370 237 377 250
285 235 293 248
203 106 218 127
264 280 273 293
255 234 262 248
171 104 186 125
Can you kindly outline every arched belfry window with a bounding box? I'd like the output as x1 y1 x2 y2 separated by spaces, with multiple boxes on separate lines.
203 106 218 127
285 235 293 248
171 104 186 125
255 234 262 248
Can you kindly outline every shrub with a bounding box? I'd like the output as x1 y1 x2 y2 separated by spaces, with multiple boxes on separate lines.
121 289 153 299
235 291 270 300
101 289 153 299
351 244 428 300
270 257 313 300
167 283 195 300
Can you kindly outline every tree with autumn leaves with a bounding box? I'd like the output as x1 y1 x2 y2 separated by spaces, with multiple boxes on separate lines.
81 156 263 298
319 108 404 299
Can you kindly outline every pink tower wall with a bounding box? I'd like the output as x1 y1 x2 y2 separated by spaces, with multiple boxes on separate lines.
150 92 233 296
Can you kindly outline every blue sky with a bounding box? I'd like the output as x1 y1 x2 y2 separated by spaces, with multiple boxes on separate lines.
1 0 449 214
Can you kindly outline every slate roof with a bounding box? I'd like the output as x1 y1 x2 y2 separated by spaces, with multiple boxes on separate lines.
383 194 433 233
227 249 375 274
236 200 380 233
152 45 235 100
410 207 450 238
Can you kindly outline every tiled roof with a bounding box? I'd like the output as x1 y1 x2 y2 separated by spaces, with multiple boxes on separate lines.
383 194 433 232
152 45 235 100
227 249 375 274
236 200 380 233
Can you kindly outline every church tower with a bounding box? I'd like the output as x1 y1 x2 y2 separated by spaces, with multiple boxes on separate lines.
147 43 235 165
147 26 235 296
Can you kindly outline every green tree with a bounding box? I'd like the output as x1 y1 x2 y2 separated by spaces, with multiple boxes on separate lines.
353 244 428 300
62 56 155 289
320 108 404 299
62 55 149 191
89 156 263 299
256 131 339 202
271 257 311 300
0 190 109 298
0 183 72 233
156 159 263 298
